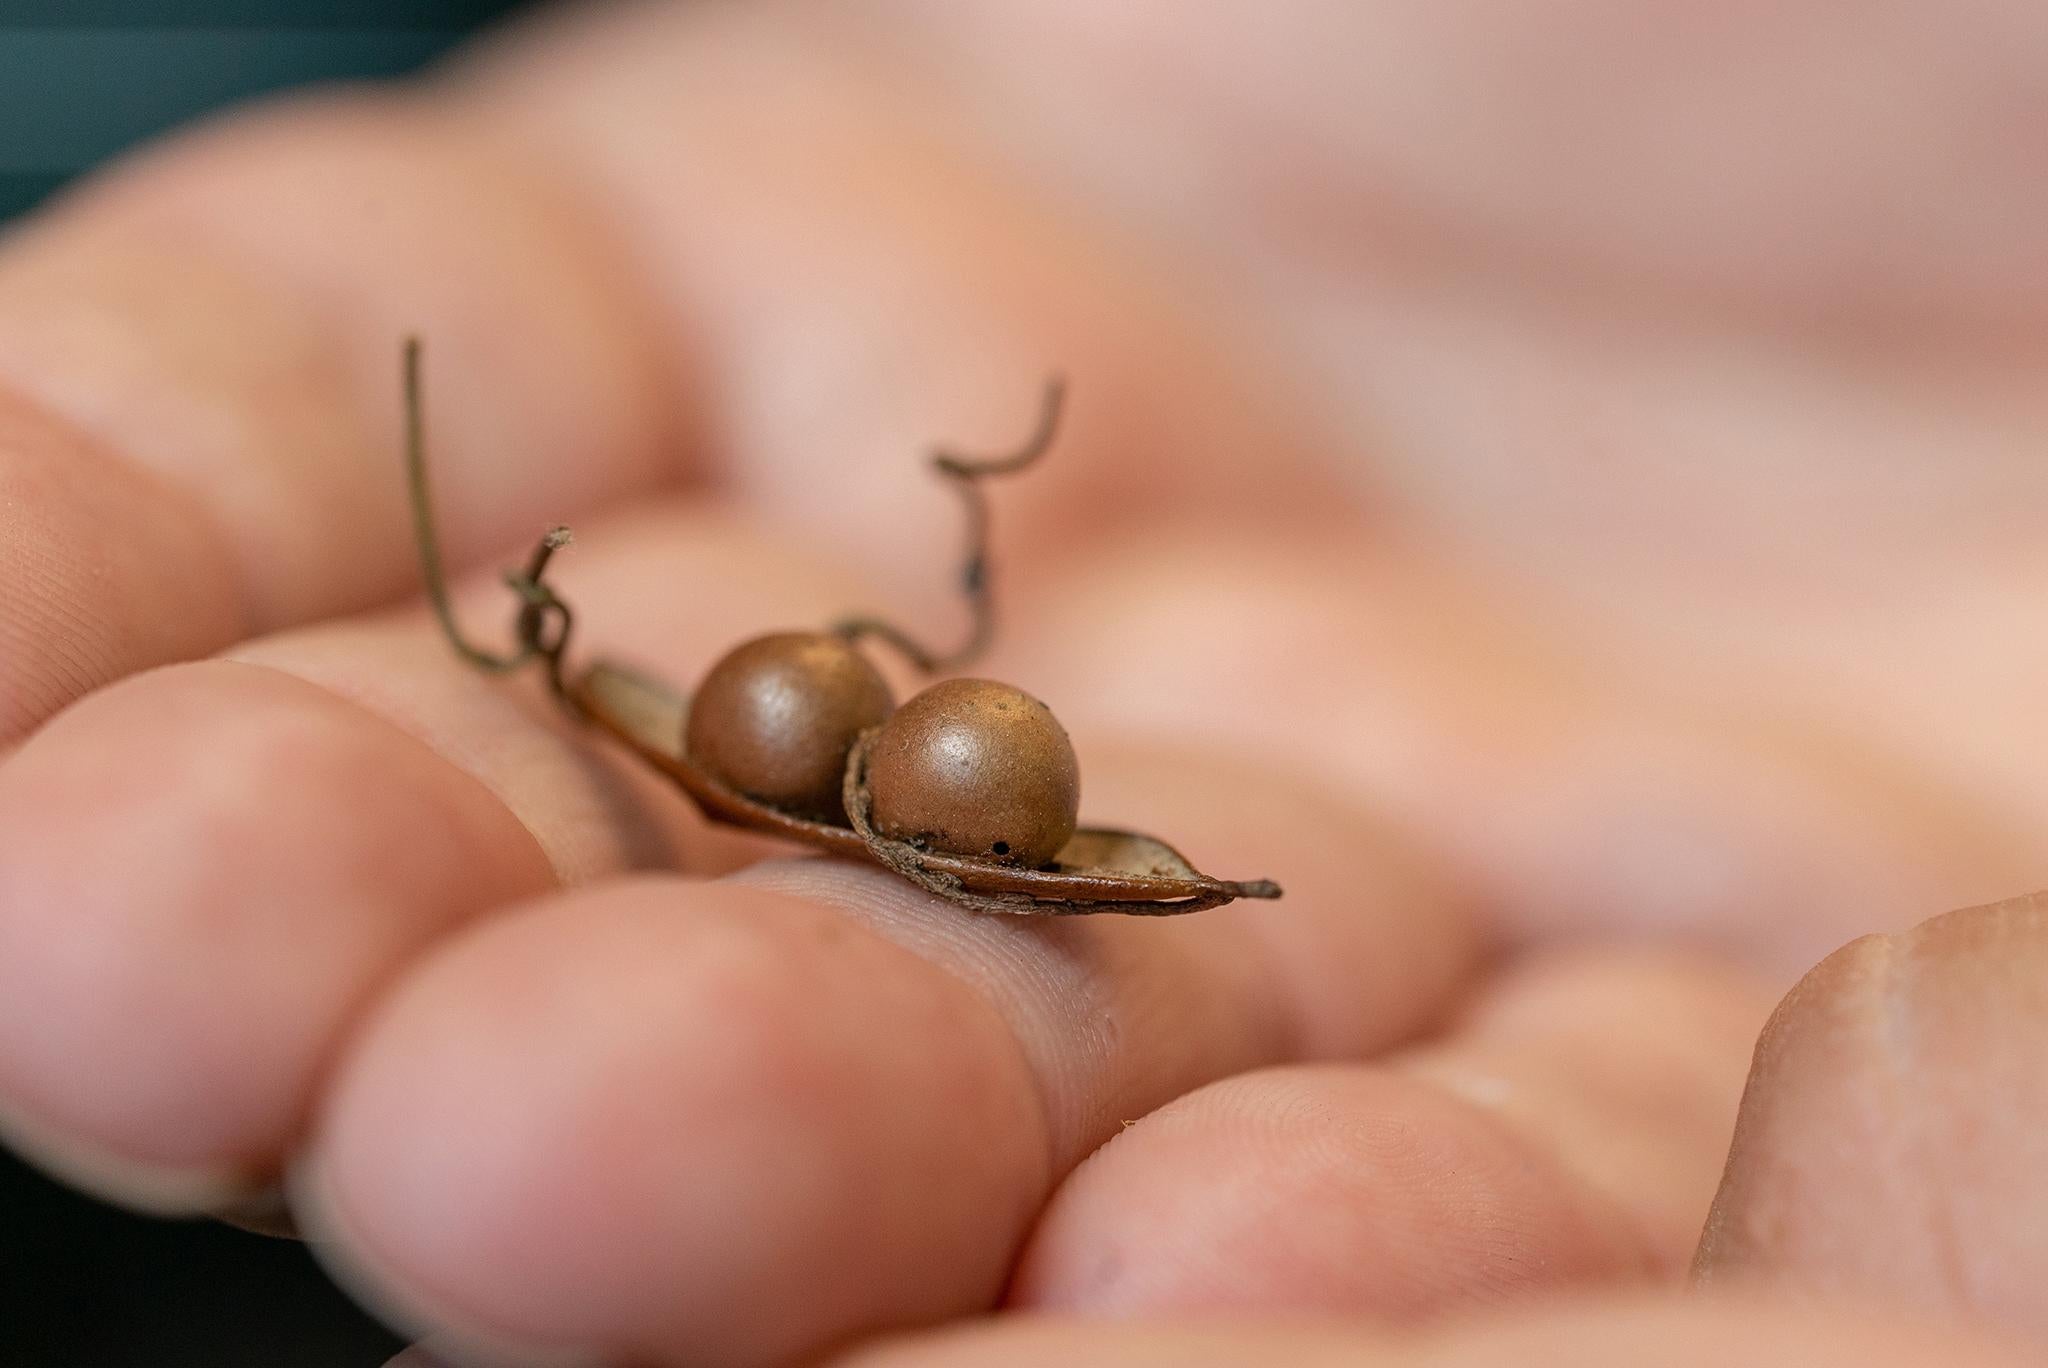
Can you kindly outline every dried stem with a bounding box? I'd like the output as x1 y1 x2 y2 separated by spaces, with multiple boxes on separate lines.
403 336 578 700
833 377 1065 674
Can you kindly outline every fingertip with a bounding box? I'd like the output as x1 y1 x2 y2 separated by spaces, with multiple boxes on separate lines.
1011 1064 1653 1321
0 1090 262 1218
299 1144 606 1368
1697 894 2048 1335
0 661 550 1210
303 877 1045 1367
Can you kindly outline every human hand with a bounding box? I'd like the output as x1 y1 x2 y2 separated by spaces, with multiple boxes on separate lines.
2 3 2046 1365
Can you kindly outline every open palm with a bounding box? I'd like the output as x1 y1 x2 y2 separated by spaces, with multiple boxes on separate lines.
2 4 2044 1366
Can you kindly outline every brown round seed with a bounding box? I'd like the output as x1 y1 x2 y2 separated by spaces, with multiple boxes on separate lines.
866 677 1080 867
684 631 894 821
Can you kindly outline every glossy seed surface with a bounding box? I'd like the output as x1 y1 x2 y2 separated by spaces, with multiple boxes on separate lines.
684 631 894 821
866 677 1080 866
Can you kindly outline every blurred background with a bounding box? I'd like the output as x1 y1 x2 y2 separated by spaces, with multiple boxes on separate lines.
1 1 523 221
2 9 524 1364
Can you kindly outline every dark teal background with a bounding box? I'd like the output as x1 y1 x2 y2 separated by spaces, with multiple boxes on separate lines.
0 8 535 1363
0 1 529 219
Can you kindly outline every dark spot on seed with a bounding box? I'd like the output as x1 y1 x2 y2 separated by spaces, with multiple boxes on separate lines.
992 841 1010 856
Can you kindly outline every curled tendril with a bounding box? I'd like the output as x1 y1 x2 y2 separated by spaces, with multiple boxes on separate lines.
403 336 578 702
831 377 1065 675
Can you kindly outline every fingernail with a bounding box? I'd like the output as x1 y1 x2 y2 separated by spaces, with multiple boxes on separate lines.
288 1154 610 1368
213 1183 301 1238
0 1089 266 1216
386 1349 457 1368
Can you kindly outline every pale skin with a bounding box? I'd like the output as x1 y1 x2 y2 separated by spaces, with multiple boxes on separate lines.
2 3 2048 1366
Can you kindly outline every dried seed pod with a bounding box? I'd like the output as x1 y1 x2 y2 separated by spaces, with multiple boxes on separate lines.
402 337 1282 914
684 631 894 821
571 663 1280 914
864 678 1078 866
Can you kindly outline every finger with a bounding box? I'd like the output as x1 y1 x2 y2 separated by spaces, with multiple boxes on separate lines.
292 764 1476 1366
833 1293 2037 1368
0 87 678 742
1696 893 2048 1339
0 395 244 740
0 659 555 1213
0 498 876 1210
1396 951 1773 1268
1009 950 1772 1318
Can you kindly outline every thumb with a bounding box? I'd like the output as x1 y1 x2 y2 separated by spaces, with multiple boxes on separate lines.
1695 892 2048 1337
